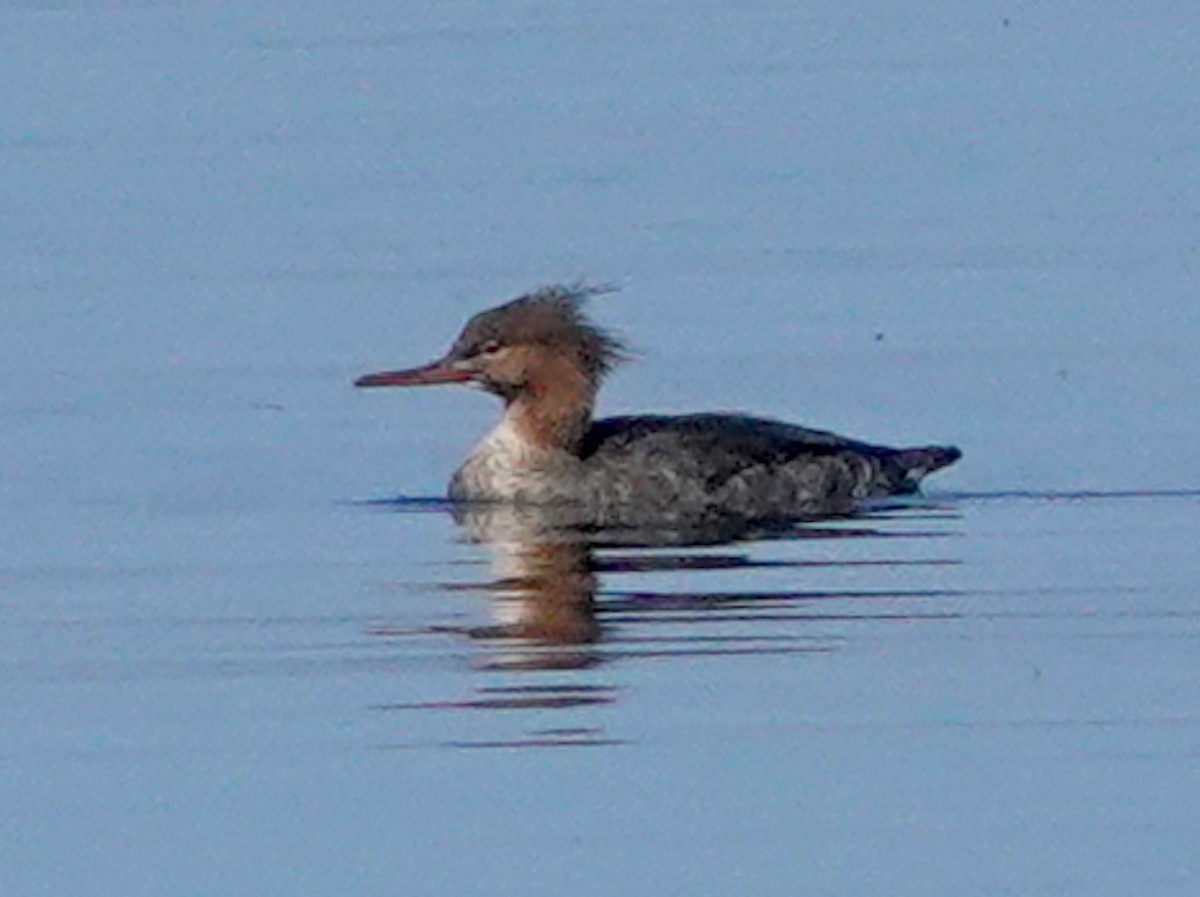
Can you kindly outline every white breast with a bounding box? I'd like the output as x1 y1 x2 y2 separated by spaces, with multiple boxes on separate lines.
450 414 576 502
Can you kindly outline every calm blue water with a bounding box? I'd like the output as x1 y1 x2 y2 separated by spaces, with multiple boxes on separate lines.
3 2 1199 895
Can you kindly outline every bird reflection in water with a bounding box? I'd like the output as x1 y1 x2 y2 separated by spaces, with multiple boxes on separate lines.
451 503 603 671
449 503 856 665
372 498 961 750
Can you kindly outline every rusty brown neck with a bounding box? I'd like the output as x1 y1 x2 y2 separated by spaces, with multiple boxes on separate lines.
503 354 597 455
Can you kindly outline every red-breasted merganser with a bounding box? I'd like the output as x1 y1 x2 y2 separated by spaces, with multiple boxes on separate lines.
356 284 961 525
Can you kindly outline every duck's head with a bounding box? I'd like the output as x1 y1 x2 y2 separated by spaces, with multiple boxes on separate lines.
355 284 626 403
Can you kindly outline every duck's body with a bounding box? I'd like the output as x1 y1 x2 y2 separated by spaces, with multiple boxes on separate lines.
357 285 960 525
450 411 958 524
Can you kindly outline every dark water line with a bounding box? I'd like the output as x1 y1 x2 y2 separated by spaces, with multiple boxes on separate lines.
946 488 1200 503
442 738 630 750
351 489 1200 518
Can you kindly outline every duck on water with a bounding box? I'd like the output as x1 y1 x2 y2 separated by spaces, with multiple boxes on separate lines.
356 284 961 527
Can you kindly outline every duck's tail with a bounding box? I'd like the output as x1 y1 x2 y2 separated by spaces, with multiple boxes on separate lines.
888 445 962 492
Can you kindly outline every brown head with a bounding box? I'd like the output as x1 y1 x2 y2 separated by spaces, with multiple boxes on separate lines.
356 284 627 452
355 284 626 403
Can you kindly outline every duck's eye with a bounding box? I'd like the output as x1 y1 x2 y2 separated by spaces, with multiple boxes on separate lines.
477 340 502 356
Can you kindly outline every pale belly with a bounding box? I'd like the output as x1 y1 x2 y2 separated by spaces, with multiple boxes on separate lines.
448 418 581 503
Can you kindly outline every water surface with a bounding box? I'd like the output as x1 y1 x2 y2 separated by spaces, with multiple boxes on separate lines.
3 1 1199 895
